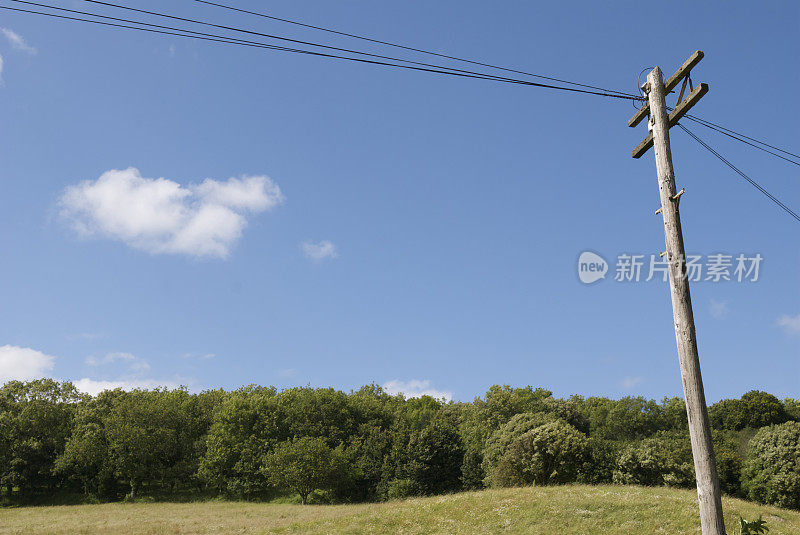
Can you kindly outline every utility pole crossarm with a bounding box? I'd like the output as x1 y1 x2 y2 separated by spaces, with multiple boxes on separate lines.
628 50 705 128
632 82 709 158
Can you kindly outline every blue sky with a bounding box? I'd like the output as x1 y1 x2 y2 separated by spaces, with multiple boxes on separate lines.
0 0 797 402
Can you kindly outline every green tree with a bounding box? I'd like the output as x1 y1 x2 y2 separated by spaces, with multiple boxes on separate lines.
274 387 362 447
660 396 688 430
575 396 663 441
459 448 485 490
709 391 789 431
4 381 794 507
460 385 554 450
54 420 110 497
739 391 790 428
741 421 800 509
335 385 398 501
57 388 206 500
198 386 278 497
491 421 590 487
783 398 800 422
458 386 554 491
540 397 590 434
104 389 188 498
201 384 399 501
579 437 619 485
0 379 85 500
405 420 464 495
712 431 744 497
342 423 392 501
262 436 348 504
54 389 126 499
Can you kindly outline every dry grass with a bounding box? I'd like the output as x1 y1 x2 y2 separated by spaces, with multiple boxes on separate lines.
1 485 799 535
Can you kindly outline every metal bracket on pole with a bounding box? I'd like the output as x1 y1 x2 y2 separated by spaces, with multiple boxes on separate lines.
676 76 690 106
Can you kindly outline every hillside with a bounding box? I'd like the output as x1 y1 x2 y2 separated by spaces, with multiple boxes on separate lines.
2 485 799 535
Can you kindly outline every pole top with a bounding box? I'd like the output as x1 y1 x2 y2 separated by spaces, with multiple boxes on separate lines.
629 52 704 128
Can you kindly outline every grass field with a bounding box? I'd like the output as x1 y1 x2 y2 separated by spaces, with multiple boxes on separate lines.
1 485 799 535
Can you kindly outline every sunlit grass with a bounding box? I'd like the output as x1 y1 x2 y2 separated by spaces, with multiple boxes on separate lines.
1 485 798 534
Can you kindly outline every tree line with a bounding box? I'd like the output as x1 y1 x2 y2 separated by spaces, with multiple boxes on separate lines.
1 380 798 509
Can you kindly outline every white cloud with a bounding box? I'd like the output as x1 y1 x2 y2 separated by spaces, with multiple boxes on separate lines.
382 379 452 401
86 351 137 366
709 299 729 319
1 28 37 54
59 168 283 258
73 378 180 396
86 352 152 375
777 314 800 335
128 360 152 373
168 44 176 57
0 345 189 396
0 53 4 81
0 345 56 383
180 352 215 360
300 240 338 261
621 376 643 390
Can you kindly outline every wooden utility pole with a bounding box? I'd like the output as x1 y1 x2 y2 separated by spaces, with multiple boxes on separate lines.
629 53 726 535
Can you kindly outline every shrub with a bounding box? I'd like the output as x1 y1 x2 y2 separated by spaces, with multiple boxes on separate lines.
383 478 421 500
481 412 559 485
613 432 694 488
490 421 590 487
741 421 800 509
739 515 769 535
578 438 619 485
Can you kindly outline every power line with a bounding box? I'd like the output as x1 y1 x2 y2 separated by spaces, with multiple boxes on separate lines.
683 114 800 165
677 123 800 223
0 5 346 57
68 0 564 88
665 104 799 166
0 4 632 95
190 0 639 99
10 0 797 174
70 0 642 99
186 0 799 163
0 5 357 54
0 2 642 100
685 113 800 160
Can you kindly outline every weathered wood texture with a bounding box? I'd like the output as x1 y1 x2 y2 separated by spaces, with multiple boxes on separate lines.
647 66 726 535
632 82 708 158
629 50 705 128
